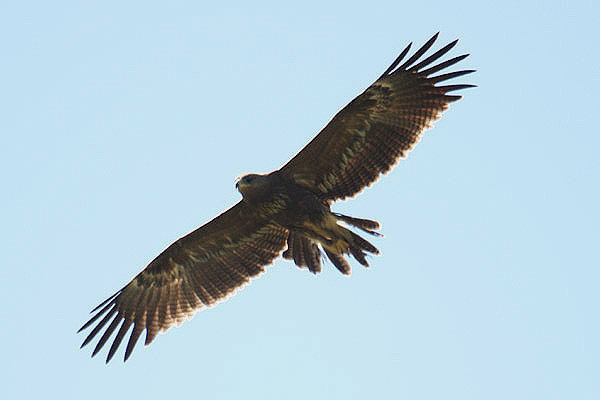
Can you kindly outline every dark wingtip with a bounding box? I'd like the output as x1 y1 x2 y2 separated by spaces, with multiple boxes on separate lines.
80 328 98 349
80 331 96 349
124 326 143 362
421 54 471 76
443 38 459 53
398 33 440 71
90 291 119 313
409 38 461 72
441 84 477 92
445 95 463 102
378 42 413 79
123 347 132 362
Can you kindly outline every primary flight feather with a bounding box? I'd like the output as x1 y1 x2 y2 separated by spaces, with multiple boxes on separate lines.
79 33 475 363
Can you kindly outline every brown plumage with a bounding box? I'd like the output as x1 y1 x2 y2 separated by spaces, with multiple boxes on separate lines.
79 33 474 363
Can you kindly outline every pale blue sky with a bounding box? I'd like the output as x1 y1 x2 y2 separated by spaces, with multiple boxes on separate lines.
1 1 598 399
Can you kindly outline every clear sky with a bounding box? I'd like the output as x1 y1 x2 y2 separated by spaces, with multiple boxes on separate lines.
1 1 598 399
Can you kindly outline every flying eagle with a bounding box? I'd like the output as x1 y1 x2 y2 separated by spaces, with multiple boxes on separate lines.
79 33 474 363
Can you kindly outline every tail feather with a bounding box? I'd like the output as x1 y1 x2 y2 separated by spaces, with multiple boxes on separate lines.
325 224 380 273
284 231 322 274
324 248 351 275
334 213 382 236
284 213 381 275
292 233 305 267
348 230 379 255
303 241 322 274
349 246 368 266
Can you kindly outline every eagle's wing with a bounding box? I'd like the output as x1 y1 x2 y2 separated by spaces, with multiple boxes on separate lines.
279 33 474 201
78 201 288 363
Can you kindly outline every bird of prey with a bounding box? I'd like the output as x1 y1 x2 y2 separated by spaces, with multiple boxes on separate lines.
79 33 474 363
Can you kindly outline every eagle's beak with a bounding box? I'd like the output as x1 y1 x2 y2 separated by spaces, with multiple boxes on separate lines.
235 182 239 189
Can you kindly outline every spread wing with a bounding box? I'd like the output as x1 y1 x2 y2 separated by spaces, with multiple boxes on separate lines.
78 201 288 363
279 33 475 201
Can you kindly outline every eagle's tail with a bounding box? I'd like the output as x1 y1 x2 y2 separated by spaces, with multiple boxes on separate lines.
283 214 381 275
283 231 322 274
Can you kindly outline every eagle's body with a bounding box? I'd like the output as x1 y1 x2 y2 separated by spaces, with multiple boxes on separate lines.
237 171 379 274
79 33 474 363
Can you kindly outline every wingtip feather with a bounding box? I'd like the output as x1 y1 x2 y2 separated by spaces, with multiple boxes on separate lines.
379 42 412 79
398 33 439 70
90 291 119 313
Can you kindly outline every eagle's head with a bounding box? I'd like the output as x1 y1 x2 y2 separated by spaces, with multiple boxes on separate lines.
235 173 270 202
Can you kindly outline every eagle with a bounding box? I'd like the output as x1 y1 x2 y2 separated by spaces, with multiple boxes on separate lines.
79 33 474 363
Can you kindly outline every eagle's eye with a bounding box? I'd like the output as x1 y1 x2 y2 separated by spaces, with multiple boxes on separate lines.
245 176 254 183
